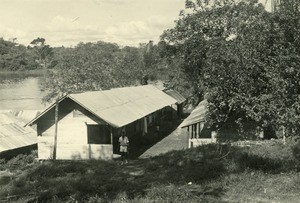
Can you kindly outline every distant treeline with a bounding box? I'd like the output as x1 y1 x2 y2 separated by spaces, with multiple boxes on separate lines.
0 37 178 99
0 38 38 71
0 38 163 74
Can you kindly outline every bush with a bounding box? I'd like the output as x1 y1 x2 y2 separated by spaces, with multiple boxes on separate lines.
0 175 11 185
0 151 37 171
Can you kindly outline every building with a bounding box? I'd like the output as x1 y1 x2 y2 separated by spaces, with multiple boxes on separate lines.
179 100 216 148
0 113 37 159
26 85 177 160
180 99 263 147
163 89 186 118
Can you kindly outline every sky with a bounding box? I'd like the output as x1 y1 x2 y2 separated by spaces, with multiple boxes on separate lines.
0 0 271 47
0 0 186 47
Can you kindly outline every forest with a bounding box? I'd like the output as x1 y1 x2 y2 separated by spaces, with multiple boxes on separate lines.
1 0 300 139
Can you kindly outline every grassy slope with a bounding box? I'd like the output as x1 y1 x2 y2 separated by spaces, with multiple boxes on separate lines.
0 141 300 203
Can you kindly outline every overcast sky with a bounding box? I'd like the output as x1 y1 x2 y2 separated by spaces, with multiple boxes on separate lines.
0 0 270 47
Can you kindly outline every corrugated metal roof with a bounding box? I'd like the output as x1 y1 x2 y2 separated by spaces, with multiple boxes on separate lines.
70 85 177 127
0 113 36 153
179 100 208 128
163 89 186 104
27 85 177 128
0 110 41 123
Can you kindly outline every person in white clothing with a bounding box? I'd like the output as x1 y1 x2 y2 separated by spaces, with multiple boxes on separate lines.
119 131 129 164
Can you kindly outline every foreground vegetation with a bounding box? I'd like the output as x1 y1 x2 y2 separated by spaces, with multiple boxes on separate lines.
0 140 299 203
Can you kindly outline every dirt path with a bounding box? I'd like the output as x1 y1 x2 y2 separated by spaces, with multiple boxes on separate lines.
139 127 189 159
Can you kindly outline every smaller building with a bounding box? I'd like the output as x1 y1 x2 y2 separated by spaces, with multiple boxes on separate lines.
179 100 216 148
0 113 37 159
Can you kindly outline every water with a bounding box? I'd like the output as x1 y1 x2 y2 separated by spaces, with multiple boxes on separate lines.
0 72 47 110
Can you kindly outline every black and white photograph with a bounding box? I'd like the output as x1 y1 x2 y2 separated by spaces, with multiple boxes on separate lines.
0 0 300 202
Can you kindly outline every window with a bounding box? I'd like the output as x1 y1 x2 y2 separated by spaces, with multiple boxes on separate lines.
87 125 111 144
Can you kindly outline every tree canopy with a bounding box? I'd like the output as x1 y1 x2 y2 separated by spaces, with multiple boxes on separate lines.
29 37 54 69
160 0 300 137
41 41 148 102
0 38 38 71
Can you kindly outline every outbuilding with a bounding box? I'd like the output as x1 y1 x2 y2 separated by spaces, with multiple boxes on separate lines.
179 100 217 148
26 85 177 160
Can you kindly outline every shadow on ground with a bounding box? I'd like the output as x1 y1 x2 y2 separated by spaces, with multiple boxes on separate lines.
128 119 183 159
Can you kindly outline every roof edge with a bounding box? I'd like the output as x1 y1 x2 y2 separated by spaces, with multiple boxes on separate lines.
179 119 205 128
24 95 68 127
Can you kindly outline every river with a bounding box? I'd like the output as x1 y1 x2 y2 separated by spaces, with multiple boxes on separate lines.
0 72 47 110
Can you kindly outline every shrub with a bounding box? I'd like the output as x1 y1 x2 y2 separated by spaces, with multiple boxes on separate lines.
1 151 37 171
0 175 11 185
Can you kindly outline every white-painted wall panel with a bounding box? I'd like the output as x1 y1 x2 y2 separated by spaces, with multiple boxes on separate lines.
38 110 112 160
38 138 113 160
88 144 113 160
38 136 53 159
189 138 216 148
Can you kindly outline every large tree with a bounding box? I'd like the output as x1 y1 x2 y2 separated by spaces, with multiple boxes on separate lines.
30 37 54 69
266 0 300 136
161 0 300 138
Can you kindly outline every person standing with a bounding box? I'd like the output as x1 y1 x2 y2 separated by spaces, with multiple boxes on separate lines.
119 131 129 165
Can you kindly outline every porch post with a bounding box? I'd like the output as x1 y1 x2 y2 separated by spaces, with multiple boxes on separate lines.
110 126 113 159
53 99 59 160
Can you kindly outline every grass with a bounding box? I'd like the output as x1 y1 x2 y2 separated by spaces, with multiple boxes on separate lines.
0 140 300 203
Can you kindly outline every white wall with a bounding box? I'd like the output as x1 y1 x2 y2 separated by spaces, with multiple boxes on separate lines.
38 110 113 160
189 131 217 148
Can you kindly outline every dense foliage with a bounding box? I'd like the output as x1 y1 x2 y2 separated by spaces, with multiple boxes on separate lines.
29 37 54 69
0 38 38 71
161 0 300 138
0 37 56 71
0 37 165 102
41 41 163 102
